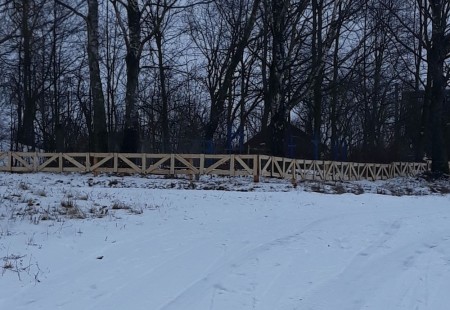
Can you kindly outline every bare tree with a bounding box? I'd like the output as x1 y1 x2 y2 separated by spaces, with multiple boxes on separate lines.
387 0 450 172
426 0 450 174
55 0 108 152
187 0 261 150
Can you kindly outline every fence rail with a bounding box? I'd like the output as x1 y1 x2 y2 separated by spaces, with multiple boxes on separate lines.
0 152 446 181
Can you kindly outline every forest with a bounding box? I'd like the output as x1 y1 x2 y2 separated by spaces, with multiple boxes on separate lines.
0 0 449 173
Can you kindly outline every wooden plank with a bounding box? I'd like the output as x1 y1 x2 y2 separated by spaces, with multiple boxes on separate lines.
383 164 390 179
62 154 87 171
349 163 358 180
333 162 342 181
253 155 259 182
91 154 114 171
204 156 230 174
230 155 235 176
355 163 364 180
58 153 63 172
202 154 229 160
11 153 33 171
235 155 253 175
260 156 272 176
142 153 146 172
0 152 9 171
117 154 142 174
291 160 296 180
345 162 354 181
114 153 118 173
379 165 385 180
272 157 283 178
145 155 171 174
7 152 12 172
170 154 175 175
284 159 295 179
37 154 59 171
174 155 200 174
11 167 33 172
33 152 38 172
338 162 346 181
199 154 205 175
312 161 325 180
368 164 376 181
326 162 335 181
298 159 309 180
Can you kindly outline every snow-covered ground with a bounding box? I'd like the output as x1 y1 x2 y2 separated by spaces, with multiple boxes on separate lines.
1 172 450 310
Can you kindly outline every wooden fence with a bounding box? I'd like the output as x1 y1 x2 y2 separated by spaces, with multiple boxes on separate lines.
0 152 445 181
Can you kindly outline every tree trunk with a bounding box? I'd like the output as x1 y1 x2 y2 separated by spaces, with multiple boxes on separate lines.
428 0 449 174
156 32 170 153
124 0 141 128
122 0 141 152
261 8 270 132
204 0 261 143
331 23 340 160
428 47 448 173
268 0 288 157
18 0 36 150
87 0 108 152
311 0 323 160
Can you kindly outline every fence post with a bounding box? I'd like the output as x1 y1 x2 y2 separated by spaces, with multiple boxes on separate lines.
85 153 90 173
253 154 259 183
291 159 297 186
141 153 146 174
33 152 38 172
170 154 175 176
59 153 63 173
7 152 12 172
113 153 118 173
271 157 274 178
199 154 205 176
92 154 99 176
230 154 235 177
292 159 296 181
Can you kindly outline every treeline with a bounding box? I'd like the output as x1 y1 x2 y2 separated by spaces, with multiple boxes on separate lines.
0 0 449 173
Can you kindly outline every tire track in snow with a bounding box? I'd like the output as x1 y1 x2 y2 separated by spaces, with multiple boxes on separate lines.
251 216 404 310
156 213 359 310
299 213 450 310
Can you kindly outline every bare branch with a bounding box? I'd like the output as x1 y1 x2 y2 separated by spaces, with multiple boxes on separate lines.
159 0 214 10
54 0 87 21
110 0 130 48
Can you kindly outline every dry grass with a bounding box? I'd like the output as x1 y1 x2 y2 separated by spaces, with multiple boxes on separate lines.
111 201 131 210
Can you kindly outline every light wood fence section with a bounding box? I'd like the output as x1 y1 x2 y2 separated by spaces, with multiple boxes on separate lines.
0 152 446 181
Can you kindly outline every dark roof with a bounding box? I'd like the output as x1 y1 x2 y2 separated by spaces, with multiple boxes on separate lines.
244 124 319 159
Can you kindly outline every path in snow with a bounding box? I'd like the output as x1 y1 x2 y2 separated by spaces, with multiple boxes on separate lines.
0 173 450 309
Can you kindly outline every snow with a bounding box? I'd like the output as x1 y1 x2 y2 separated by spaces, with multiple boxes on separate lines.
1 172 450 310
